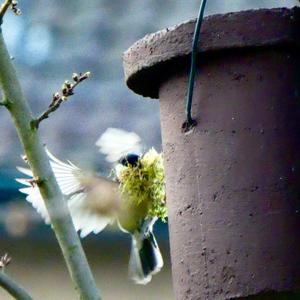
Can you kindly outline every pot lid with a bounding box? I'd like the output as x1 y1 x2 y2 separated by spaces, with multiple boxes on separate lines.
123 7 300 99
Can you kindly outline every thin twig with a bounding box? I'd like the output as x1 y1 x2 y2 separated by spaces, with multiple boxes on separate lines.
0 253 11 270
0 271 33 300
0 0 20 23
0 253 32 300
0 0 12 22
31 72 91 129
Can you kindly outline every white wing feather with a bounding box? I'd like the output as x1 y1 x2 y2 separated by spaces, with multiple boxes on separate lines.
17 182 50 224
16 149 113 238
96 128 142 163
68 193 112 238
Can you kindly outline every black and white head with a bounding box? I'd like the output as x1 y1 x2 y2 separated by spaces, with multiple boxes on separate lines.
119 153 140 167
96 128 142 169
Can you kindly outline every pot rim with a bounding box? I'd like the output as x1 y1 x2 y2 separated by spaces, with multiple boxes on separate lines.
123 7 300 99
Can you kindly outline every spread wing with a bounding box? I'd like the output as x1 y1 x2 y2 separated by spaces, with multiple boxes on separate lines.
96 128 142 163
16 149 119 238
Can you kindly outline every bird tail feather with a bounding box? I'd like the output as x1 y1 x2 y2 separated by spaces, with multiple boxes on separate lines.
129 229 163 285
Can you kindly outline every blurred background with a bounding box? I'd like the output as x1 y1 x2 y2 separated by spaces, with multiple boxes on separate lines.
0 1 298 299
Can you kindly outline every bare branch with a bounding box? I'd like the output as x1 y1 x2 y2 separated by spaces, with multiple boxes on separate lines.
0 272 33 300
0 0 21 23
31 72 91 129
0 254 32 300
0 0 12 21
0 253 11 270
0 23 101 300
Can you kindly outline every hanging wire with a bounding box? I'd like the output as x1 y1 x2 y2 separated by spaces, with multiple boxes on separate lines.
182 0 208 132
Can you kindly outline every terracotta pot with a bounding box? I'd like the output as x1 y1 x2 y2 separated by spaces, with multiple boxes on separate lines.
123 7 300 300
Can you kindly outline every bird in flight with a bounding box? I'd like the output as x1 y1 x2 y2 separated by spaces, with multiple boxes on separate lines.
16 128 167 284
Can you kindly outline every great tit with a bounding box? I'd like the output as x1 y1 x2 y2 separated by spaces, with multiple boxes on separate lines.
16 128 166 284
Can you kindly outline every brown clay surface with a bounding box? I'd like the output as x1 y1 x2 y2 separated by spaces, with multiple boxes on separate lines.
123 7 300 300
159 49 300 299
123 7 300 99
